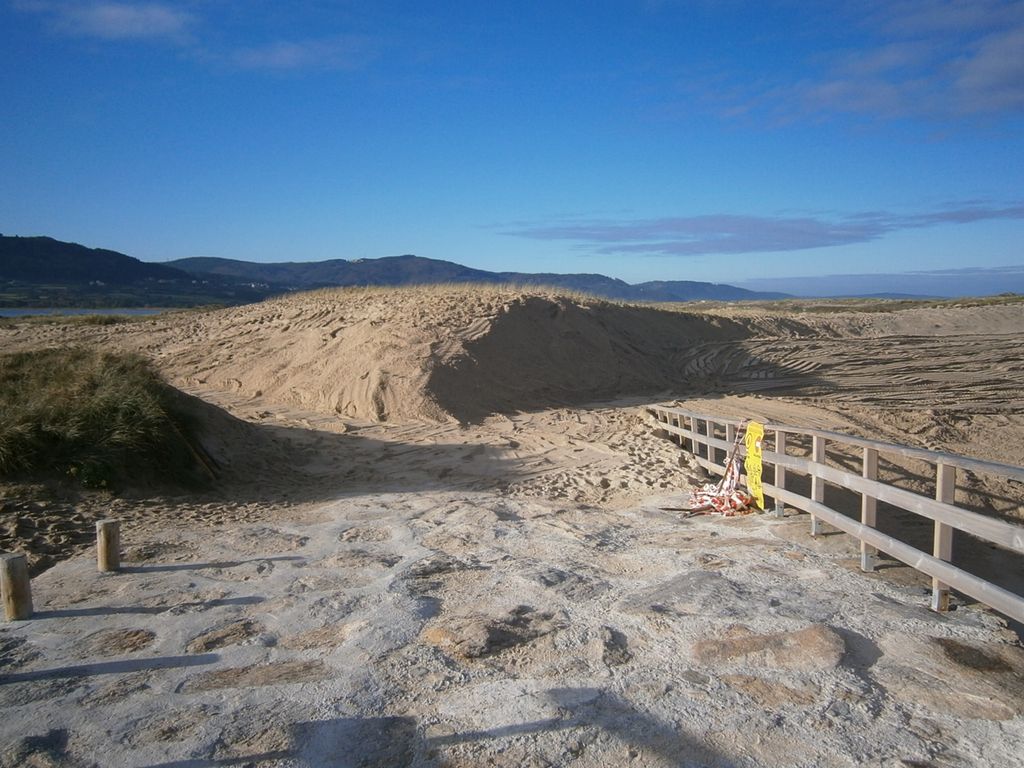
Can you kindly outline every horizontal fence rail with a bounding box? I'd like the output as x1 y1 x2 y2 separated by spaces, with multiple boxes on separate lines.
649 404 1024 625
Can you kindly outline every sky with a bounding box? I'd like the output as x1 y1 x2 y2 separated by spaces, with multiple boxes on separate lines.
2 1 1023 294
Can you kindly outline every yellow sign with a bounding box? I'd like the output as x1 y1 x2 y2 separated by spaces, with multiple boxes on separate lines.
744 421 766 510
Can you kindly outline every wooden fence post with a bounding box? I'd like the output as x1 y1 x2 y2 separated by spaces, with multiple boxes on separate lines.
810 435 825 536
860 447 879 571
931 463 955 611
97 520 121 573
689 417 700 462
725 423 735 469
653 410 668 441
1 553 33 621
773 430 787 518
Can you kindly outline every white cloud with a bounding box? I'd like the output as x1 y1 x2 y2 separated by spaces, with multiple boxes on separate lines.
952 26 1024 113
699 0 1024 122
503 202 1024 257
231 36 375 72
13 2 381 73
16 1 194 41
65 2 192 40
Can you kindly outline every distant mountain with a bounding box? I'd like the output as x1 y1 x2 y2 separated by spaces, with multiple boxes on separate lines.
826 293 943 300
0 235 187 284
493 273 788 301
495 271 635 296
169 256 788 302
169 255 496 289
0 234 788 307
0 235 272 307
631 280 788 302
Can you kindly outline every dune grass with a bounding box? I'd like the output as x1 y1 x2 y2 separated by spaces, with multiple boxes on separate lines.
0 308 212 328
295 283 1024 315
0 348 209 489
0 313 158 329
297 281 606 303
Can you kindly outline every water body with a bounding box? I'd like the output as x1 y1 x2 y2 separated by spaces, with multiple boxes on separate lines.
0 308 169 318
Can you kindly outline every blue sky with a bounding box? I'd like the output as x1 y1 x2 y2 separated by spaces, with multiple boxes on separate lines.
2 1 1023 292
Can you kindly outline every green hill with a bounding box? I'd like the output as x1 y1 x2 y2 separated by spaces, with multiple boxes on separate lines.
0 235 187 284
2 233 790 307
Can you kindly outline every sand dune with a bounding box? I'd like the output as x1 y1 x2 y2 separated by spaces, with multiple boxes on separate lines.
146 288 758 423
5 289 1020 427
0 286 771 422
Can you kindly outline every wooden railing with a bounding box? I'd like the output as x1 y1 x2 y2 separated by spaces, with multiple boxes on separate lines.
649 404 1024 625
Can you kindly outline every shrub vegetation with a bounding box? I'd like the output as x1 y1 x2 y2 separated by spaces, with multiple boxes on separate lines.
0 348 209 488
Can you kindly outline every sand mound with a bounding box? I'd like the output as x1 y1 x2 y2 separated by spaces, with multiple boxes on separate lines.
138 287 763 423
426 295 756 421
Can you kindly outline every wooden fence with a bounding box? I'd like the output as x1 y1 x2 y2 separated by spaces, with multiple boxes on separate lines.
649 404 1024 625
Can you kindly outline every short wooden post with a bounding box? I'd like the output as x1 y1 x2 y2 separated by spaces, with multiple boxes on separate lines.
653 411 668 440
725 423 735 468
931 463 955 611
97 519 121 573
1 553 33 621
810 435 825 536
689 417 700 462
773 430 786 518
860 447 879 571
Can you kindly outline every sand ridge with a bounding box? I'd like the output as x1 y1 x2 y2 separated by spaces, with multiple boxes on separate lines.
1 286 767 423
3 288 1021 428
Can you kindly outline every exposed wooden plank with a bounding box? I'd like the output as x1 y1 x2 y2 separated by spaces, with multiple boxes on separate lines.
649 405 1024 481
650 404 1024 627
671 468 1024 624
773 430 787 518
861 446 878 572
763 484 1024 625
810 435 825 536
932 463 956 612
762 451 1024 553
655 416 1024 554
707 420 718 465
1 553 33 621
655 420 736 455
97 519 121 573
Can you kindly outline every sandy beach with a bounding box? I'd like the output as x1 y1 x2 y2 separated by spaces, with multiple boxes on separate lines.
1 288 1022 766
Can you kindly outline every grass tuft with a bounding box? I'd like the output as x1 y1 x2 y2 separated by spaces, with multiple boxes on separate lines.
297 281 606 304
0 348 210 489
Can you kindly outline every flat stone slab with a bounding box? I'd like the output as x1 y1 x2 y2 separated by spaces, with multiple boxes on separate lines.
691 623 847 671
421 605 566 659
177 659 330 693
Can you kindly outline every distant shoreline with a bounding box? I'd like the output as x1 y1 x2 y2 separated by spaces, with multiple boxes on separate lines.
0 307 172 317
